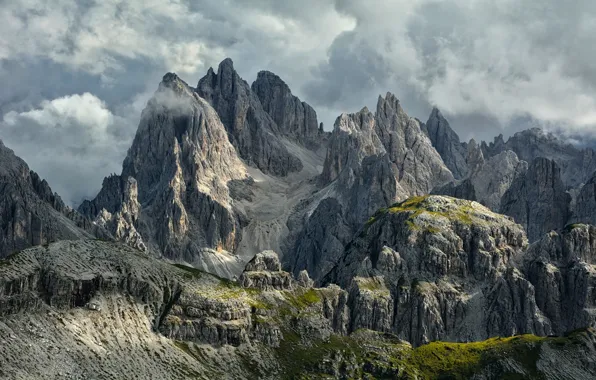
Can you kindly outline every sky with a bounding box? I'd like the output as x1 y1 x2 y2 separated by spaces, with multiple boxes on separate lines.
1 0 596 206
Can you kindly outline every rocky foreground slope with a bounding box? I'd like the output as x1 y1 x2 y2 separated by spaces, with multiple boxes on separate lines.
1 239 596 380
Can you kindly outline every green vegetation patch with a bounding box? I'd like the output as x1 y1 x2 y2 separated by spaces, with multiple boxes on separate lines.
271 328 590 380
366 196 428 227
409 334 544 379
283 288 322 309
248 297 273 310
355 277 391 298
365 196 486 235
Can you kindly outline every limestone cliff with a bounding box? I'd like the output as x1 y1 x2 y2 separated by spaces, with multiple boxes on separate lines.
1 239 595 379
424 107 469 179
289 94 453 281
80 73 249 278
500 158 570 242
252 70 326 149
197 59 303 176
325 195 548 346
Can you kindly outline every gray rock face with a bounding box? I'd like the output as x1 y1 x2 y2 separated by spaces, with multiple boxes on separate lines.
197 59 302 176
244 250 282 272
80 73 249 274
290 198 354 281
252 70 325 149
289 106 396 281
289 95 452 282
78 174 138 217
432 178 477 202
297 270 314 288
434 150 529 212
1 238 596 379
425 107 469 179
240 251 294 291
0 140 108 258
470 150 528 211
79 175 145 251
572 172 596 225
466 138 485 175
500 158 570 242
375 94 454 195
319 106 386 185
524 225 596 333
482 128 596 187
326 195 553 346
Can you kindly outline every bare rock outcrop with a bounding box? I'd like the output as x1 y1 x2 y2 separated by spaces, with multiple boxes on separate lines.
197 58 302 176
252 70 325 149
80 73 250 276
424 107 469 179
325 195 552 346
524 224 596 333
79 175 145 251
0 140 108 258
571 171 596 225
482 128 596 188
240 251 294 291
500 157 570 242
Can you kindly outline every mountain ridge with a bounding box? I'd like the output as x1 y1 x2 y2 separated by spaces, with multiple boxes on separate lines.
3 57 596 379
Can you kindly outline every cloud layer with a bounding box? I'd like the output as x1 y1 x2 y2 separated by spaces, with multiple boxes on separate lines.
1 93 142 205
1 0 595 203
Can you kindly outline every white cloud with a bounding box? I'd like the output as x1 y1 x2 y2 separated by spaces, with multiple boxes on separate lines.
304 0 596 140
0 0 352 82
1 93 139 205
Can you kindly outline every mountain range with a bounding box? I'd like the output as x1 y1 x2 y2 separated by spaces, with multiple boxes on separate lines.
1 58 596 379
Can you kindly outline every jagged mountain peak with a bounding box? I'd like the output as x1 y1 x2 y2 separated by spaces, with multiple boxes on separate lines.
252 68 324 148
481 126 596 187
197 57 303 176
376 92 406 119
161 71 182 83
424 106 468 179
80 72 250 273
218 56 235 70
320 107 383 185
254 70 290 91
334 107 375 133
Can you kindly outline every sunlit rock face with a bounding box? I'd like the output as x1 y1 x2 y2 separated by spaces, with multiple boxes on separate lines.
325 196 555 346
80 73 249 277
289 94 454 282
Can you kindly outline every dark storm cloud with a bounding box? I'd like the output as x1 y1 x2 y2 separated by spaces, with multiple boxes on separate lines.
1 0 596 205
306 0 596 141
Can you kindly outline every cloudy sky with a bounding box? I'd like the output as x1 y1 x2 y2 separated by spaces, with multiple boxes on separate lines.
1 0 595 205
